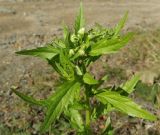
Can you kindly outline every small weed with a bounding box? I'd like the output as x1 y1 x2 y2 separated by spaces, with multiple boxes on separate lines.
12 3 156 134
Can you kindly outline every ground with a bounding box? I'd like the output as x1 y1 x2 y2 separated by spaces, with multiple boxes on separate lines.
0 0 160 134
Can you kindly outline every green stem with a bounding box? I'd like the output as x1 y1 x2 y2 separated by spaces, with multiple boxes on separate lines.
49 126 52 135
85 85 92 134
86 98 90 127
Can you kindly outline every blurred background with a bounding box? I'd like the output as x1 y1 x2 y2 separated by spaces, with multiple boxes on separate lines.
0 0 160 134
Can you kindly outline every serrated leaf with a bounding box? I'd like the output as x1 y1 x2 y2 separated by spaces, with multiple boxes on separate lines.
121 74 140 94
89 33 133 56
70 101 88 110
74 2 85 34
96 91 156 121
55 62 69 78
40 81 81 133
114 11 128 37
63 24 69 40
62 24 73 49
65 107 84 132
12 89 48 107
83 72 98 85
16 45 59 59
54 39 66 48
58 50 75 80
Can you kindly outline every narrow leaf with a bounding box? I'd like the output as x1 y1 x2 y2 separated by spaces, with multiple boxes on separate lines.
62 24 73 48
63 24 69 40
74 2 85 33
55 62 69 78
54 39 66 48
83 72 98 85
121 74 141 94
16 45 59 60
40 81 81 132
75 66 83 76
58 50 75 80
90 33 133 56
65 108 84 132
114 11 128 37
12 89 47 107
96 91 156 121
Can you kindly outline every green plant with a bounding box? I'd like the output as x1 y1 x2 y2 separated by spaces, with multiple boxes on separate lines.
13 3 156 134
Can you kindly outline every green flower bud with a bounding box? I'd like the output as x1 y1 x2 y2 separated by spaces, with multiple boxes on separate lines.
88 34 93 40
78 49 85 56
78 27 85 35
69 49 75 56
71 34 78 43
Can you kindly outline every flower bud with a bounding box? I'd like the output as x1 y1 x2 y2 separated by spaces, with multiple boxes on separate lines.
88 34 93 40
78 49 85 56
70 34 78 43
69 49 75 56
78 27 85 36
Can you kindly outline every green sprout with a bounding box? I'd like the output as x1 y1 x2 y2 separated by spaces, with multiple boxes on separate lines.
13 3 156 134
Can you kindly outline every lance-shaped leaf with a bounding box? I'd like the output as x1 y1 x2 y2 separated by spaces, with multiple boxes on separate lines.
121 74 141 94
63 24 69 40
12 89 48 107
114 11 128 37
16 45 59 60
89 33 133 56
65 107 84 132
55 62 70 79
55 50 75 80
63 24 74 49
40 81 81 132
96 91 156 121
54 39 66 48
74 2 85 34
83 72 98 85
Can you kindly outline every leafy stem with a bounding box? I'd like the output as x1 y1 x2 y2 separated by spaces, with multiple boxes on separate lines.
13 2 156 134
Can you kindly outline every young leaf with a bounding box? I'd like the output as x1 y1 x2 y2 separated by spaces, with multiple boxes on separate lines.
96 91 156 121
89 32 133 56
59 50 75 80
40 81 81 132
55 62 69 79
102 117 113 135
12 89 48 107
69 101 88 110
83 72 98 85
63 24 73 49
114 11 128 37
63 24 69 40
54 39 66 48
65 107 84 132
74 2 85 34
121 74 141 94
75 66 83 76
16 45 59 60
